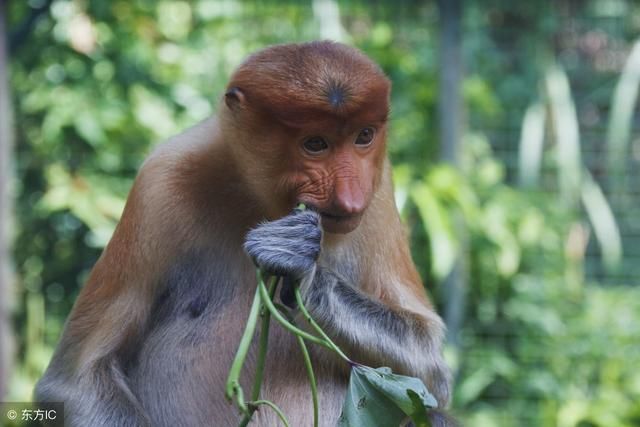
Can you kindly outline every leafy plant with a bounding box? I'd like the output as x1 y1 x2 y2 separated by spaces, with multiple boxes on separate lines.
225 270 437 427
519 65 622 270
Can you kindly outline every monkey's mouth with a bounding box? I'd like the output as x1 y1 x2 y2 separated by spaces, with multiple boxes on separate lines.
319 212 363 234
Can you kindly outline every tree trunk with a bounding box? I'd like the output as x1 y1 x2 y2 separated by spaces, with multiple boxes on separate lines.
437 0 466 350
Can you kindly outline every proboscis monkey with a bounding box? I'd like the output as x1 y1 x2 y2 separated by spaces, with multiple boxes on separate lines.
36 41 453 427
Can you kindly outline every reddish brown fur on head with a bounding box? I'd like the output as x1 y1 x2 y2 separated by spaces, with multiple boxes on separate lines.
222 41 391 234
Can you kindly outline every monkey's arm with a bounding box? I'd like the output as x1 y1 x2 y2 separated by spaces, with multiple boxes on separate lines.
302 267 450 406
35 228 152 426
35 153 181 427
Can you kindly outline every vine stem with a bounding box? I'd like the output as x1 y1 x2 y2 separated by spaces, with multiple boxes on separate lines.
239 274 278 427
294 286 352 363
296 330 319 427
228 265 354 427
248 400 291 427
273 301 319 427
225 280 263 414
251 275 277 400
257 276 332 350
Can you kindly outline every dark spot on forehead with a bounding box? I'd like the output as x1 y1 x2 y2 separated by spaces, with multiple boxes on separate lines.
328 88 345 107
325 80 349 109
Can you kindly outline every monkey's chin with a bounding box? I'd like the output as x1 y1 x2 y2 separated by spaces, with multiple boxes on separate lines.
320 213 362 234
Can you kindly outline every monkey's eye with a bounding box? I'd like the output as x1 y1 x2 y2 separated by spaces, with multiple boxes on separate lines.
303 137 329 154
355 127 376 146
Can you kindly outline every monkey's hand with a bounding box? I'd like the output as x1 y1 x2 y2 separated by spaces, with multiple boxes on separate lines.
244 209 322 280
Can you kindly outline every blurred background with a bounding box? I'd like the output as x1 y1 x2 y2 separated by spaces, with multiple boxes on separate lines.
1 0 640 426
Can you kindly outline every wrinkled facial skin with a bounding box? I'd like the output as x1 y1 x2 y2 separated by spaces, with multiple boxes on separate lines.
283 121 387 234
225 42 391 232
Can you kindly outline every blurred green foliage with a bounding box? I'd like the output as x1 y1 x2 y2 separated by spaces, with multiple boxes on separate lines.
5 1 640 426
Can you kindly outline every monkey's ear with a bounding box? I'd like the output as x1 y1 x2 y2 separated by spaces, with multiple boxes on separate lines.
225 87 246 110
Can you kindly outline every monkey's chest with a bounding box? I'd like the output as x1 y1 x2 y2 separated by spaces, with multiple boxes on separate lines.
129 290 347 427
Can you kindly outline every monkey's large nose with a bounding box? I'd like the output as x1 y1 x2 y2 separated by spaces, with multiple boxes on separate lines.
333 177 366 216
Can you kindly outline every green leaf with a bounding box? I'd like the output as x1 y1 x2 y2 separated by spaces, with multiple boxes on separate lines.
338 366 437 427
607 38 640 196
517 101 546 188
580 169 622 270
411 183 457 279
545 65 582 207
74 110 107 146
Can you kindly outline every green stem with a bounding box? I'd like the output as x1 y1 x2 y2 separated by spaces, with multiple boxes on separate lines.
296 333 319 427
273 302 292 314
270 300 318 426
239 274 278 427
225 282 263 413
251 274 277 400
257 277 332 350
228 261 354 427
248 400 291 427
294 286 351 363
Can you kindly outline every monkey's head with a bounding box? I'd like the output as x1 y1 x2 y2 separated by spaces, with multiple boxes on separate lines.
222 41 391 234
